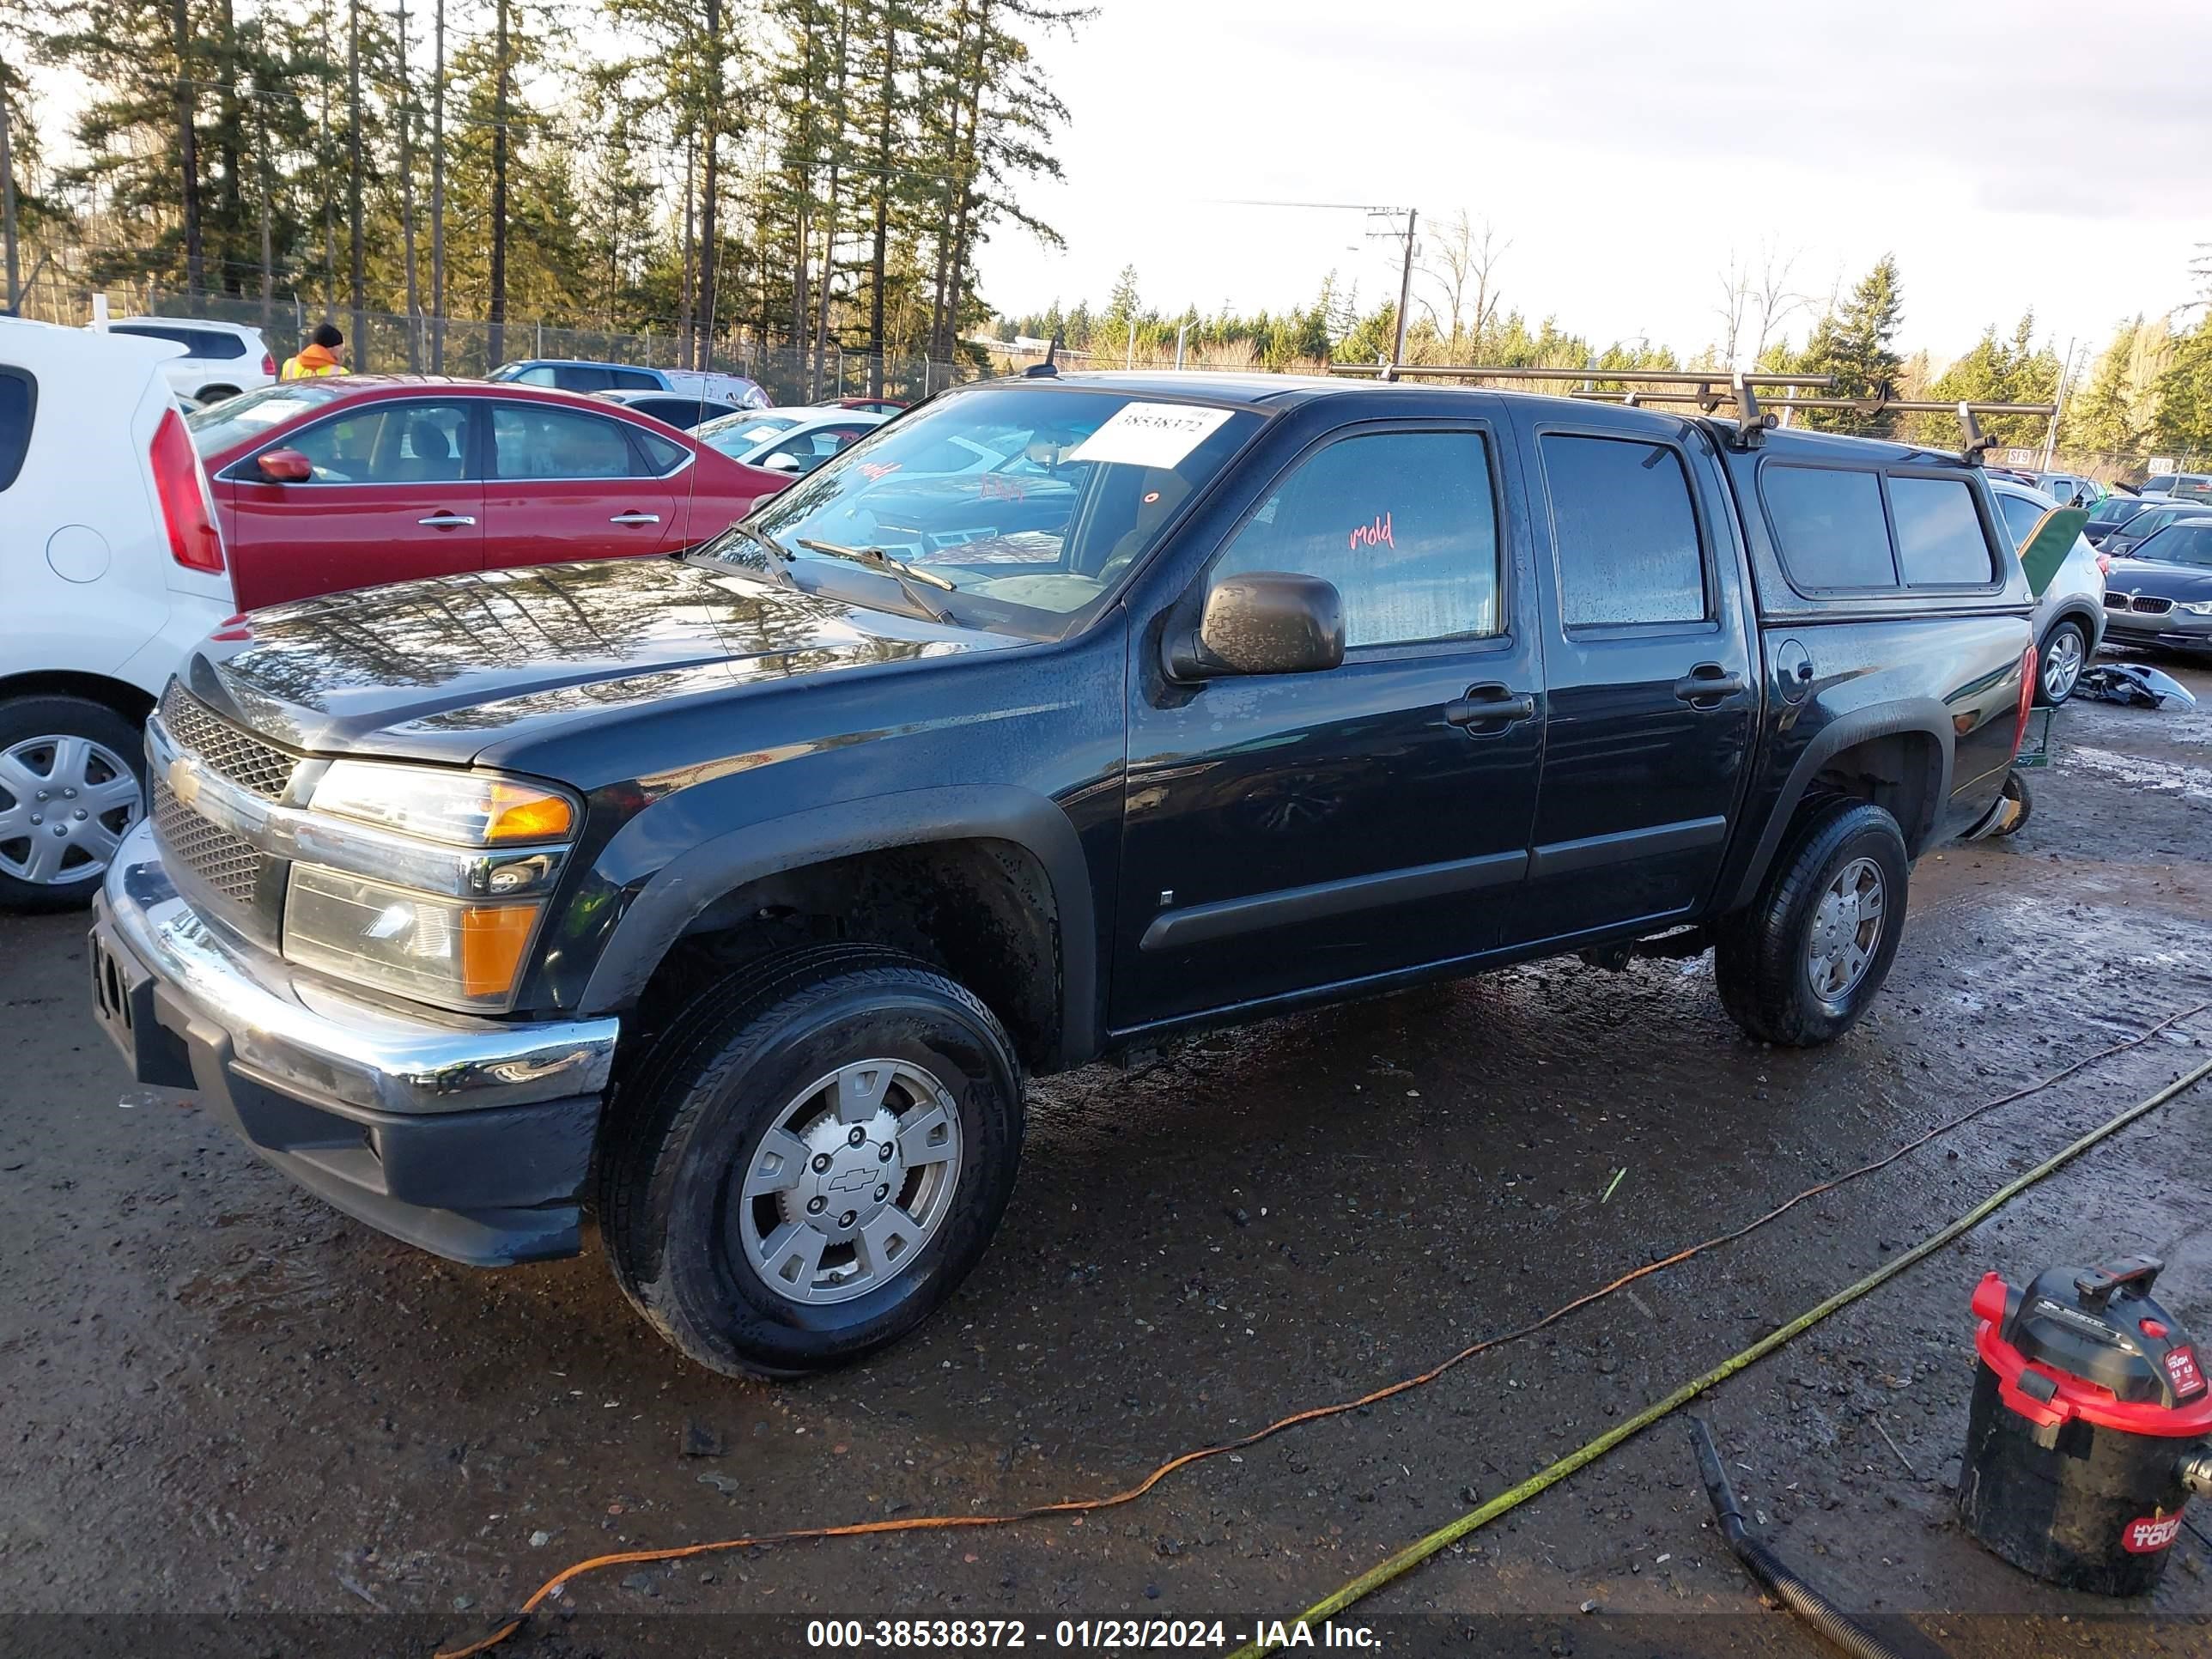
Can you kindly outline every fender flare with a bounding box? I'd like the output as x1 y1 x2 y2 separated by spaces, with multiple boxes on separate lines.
2038 600 2106 647
1728 701 1954 911
579 784 1099 1066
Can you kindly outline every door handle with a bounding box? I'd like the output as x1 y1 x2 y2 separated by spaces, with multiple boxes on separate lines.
1444 683 1537 729
1673 664 1747 707
610 512 663 526
418 513 477 529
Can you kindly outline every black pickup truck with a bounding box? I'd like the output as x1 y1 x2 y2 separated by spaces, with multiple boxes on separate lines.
89 373 2038 1376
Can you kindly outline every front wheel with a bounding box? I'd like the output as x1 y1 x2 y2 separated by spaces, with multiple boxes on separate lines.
1714 799 1910 1047
2036 618 2087 706
598 946 1024 1377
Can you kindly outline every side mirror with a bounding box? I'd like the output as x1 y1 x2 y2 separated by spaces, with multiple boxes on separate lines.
761 450 804 473
257 447 313 483
1168 571 1346 680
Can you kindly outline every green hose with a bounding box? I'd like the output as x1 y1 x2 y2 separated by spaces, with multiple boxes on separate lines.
1231 1049 2212 1656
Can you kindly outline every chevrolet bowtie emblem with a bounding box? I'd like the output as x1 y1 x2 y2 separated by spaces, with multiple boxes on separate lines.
167 755 204 806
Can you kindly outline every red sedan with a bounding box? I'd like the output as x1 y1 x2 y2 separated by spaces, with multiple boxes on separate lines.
185 377 788 610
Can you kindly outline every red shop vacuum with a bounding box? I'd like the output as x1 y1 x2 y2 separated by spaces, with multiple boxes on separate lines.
1961 1256 2212 1595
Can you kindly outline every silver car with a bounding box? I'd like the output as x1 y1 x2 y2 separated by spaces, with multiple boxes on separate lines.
1989 477 2108 705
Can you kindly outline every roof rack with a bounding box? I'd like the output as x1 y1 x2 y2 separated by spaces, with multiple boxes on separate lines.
1564 389 2052 465
1325 362 2055 465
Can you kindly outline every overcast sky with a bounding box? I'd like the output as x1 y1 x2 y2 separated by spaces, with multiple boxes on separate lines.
984 0 2212 366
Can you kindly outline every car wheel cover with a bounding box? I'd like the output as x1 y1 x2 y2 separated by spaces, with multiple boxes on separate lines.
1806 855 1886 1009
0 735 143 885
729 1058 964 1306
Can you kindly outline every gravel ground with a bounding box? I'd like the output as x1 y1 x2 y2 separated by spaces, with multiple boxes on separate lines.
3 658 2210 1659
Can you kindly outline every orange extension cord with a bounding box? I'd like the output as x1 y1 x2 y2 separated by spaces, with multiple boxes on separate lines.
434 996 2212 1658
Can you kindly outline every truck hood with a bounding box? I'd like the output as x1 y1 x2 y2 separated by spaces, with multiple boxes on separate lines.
185 556 1016 762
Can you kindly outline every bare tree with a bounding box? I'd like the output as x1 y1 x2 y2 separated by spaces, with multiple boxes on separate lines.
1418 210 1508 354
1714 248 1750 367
1750 240 1806 364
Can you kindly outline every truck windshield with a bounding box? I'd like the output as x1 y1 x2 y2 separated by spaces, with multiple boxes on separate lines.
701 384 1262 635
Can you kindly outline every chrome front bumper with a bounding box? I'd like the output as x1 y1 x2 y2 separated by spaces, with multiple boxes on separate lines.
98 818 617 1116
90 820 619 1265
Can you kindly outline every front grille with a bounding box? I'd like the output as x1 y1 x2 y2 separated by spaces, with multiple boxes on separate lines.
154 781 263 906
158 684 301 799
2106 591 2130 610
2133 595 2175 616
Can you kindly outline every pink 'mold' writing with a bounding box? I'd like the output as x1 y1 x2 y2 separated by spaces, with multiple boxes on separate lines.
1348 511 1395 554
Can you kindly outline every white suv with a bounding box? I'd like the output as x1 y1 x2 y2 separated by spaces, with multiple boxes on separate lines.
0 319 236 908
100 317 277 406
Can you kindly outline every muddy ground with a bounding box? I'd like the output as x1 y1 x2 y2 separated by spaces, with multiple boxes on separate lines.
5 659 2212 1659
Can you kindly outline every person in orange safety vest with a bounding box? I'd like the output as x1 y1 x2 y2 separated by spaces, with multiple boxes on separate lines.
281 322 349 380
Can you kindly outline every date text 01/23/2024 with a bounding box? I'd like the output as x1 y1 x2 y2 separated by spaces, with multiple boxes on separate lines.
805 1619 1381 1649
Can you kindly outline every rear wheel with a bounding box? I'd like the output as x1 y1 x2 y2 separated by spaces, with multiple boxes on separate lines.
1715 799 1910 1047
2036 618 2087 706
598 945 1024 1376
194 384 240 404
0 696 148 912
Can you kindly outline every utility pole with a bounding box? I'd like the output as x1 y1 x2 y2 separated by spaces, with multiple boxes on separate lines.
1389 207 1417 379
2041 336 2081 471
0 81 19 313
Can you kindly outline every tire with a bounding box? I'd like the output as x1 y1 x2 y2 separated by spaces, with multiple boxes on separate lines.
195 385 240 404
598 945 1024 1377
0 696 149 913
1714 799 1910 1048
2035 618 2087 707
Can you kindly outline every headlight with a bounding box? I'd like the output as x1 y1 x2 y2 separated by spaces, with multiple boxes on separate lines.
311 760 576 846
2179 599 2212 617
284 762 578 1011
285 867 544 1011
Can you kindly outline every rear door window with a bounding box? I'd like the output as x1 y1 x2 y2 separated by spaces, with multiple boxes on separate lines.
1540 434 1707 626
0 367 34 492
492 404 647 478
1889 477 1996 586
175 329 245 361
607 367 660 391
1763 465 1896 588
550 365 615 394
1995 491 2047 548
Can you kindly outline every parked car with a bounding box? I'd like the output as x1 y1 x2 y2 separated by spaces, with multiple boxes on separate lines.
819 396 908 416
695 405 890 476
185 376 791 609
92 373 2039 1376
595 388 755 430
2033 471 2100 506
0 319 234 908
2083 492 2156 547
98 316 277 406
2100 500 2212 559
2101 519 2212 655
2138 473 2212 500
1987 477 2108 704
488 358 769 410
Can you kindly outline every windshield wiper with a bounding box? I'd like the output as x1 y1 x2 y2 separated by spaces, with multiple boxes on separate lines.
700 521 800 589
795 538 957 623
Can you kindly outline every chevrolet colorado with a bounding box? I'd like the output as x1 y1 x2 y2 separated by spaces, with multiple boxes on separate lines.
89 373 2038 1376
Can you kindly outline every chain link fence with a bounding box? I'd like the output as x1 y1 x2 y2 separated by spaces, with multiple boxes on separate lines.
136 289 979 404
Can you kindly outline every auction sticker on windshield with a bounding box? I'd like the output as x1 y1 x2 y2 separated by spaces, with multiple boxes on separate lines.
1067 403 1233 469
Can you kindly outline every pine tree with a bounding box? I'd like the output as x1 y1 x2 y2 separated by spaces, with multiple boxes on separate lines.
1793 254 1905 434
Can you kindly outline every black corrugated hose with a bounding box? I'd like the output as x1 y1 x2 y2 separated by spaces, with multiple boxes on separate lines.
1690 1416 1932 1659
